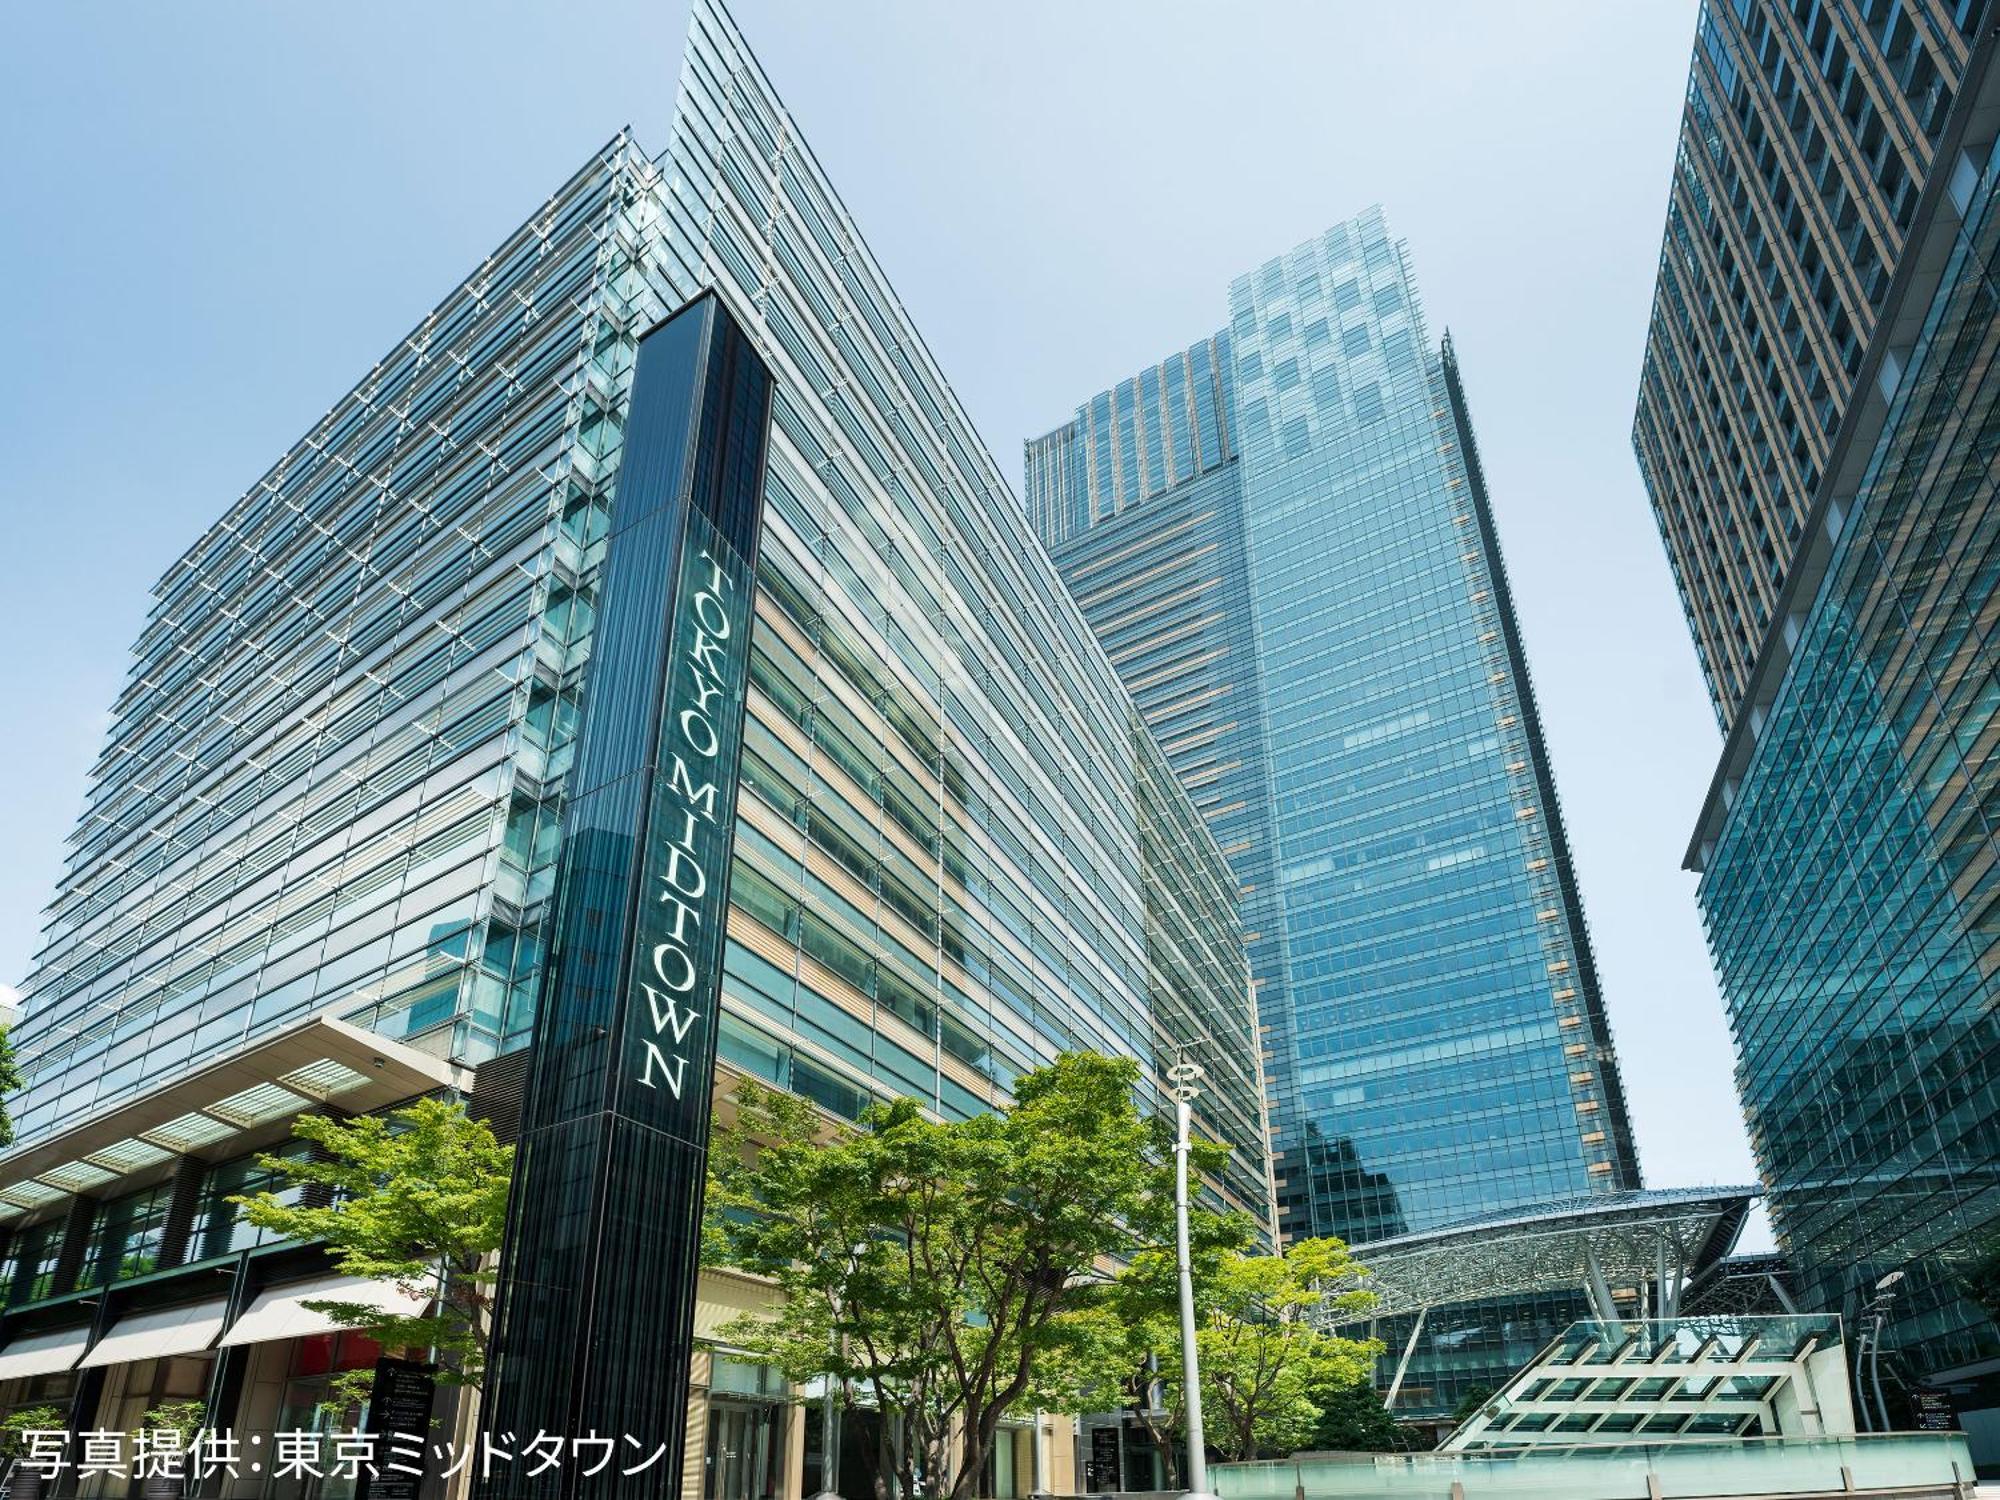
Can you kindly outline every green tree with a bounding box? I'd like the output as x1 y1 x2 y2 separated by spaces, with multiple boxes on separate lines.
136 1399 205 1444
712 1053 1240 1500
1193 1238 1382 1462
136 1400 206 1497
1086 1220 1253 1488
0 1405 64 1457
1449 1383 1498 1425
1 1404 65 1500
0 1023 23 1150
703 1075 829 1268
1069 1237 1386 1470
231 1098 512 1410
1306 1376 1411 1453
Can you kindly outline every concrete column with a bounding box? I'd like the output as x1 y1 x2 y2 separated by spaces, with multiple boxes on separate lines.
782 1377 806 1500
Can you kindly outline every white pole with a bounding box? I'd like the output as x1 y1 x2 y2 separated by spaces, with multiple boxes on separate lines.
1869 1311 1892 1431
1171 1070 1218 1500
1383 1306 1428 1410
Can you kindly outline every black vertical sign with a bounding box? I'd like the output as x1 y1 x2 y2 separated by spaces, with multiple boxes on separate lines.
478 292 771 1500
355 1358 438 1500
1087 1426 1120 1493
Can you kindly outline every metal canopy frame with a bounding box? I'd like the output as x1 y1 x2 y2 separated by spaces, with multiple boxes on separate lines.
1313 1186 1760 1331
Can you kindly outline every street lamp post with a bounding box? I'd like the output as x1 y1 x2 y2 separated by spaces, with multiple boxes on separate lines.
1863 1271 1904 1433
1167 1061 1218 1500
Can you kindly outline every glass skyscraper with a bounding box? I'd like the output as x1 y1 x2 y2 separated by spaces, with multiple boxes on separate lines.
1028 209 1640 1252
1633 0 1994 730
1681 17 2000 1443
0 3 1269 1490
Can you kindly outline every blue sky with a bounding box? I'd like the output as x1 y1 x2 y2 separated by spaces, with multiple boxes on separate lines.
0 1 1763 1234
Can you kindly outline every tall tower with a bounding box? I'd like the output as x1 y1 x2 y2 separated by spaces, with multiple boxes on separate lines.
1632 0 1994 729
0 1 1274 1481
1648 0 2000 1429
1029 208 1640 1246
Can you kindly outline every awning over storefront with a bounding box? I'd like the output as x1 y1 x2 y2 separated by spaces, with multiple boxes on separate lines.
220 1273 429 1348
78 1298 229 1369
0 1325 92 1380
694 1266 780 1342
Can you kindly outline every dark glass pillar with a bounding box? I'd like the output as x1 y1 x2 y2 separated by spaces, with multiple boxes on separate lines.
478 291 772 1500
156 1155 209 1271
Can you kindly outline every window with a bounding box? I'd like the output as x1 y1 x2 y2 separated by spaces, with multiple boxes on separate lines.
78 1181 174 1288
8 1220 66 1305
195 1141 314 1260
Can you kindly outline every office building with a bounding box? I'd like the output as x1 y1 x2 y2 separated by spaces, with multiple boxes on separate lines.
0 3 1272 1496
1027 215 1642 1417
1029 210 1640 1249
1678 9 2000 1460
1632 0 1994 729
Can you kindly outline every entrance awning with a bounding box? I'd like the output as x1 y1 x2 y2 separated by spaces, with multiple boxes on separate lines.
0 1325 92 1380
79 1298 229 1369
221 1274 429 1348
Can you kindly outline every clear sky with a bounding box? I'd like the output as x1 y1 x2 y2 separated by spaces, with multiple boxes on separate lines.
0 1 1766 1239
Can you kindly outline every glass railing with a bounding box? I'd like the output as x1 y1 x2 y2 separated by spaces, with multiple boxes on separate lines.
1212 1432 1975 1499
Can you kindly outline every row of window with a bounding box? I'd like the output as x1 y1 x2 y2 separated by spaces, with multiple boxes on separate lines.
4 1143 309 1307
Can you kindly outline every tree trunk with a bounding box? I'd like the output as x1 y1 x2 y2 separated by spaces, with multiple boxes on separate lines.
1234 1410 1257 1463
1139 1418 1179 1491
918 1419 950 1499
949 1409 999 1500
891 1413 917 1500
872 1411 897 1500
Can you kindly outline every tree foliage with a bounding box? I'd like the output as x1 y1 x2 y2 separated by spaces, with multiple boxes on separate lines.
1449 1383 1498 1425
137 1400 206 1446
0 1407 63 1458
1069 1236 1385 1470
1307 1375 1413 1453
1082 1221 1249 1487
1187 1238 1381 1462
231 1098 513 1409
708 1054 1243 1500
0 1024 23 1151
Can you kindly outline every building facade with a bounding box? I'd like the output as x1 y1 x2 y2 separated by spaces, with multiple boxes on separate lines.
1028 218 1642 1417
1633 0 1994 730
1682 13 2000 1455
1028 210 1640 1266
0 2 1272 1495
